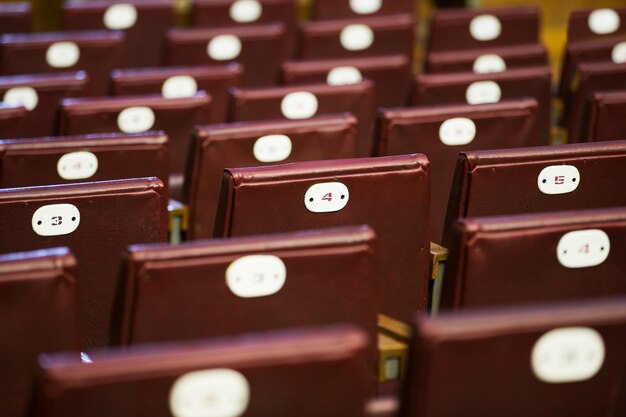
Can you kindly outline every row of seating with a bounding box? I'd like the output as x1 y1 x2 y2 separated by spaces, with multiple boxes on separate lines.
0 1 625 416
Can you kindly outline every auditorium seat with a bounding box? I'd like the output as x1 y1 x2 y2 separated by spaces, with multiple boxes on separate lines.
58 93 211 199
443 141 626 244
184 114 360 239
114 226 378 387
111 64 244 123
427 6 539 52
165 24 287 86
310 0 414 20
425 43 548 74
0 132 170 194
190 0 297 55
565 62 626 143
229 81 376 156
213 154 430 323
586 90 626 142
559 36 626 106
559 8 626 109
36 326 370 417
281 54 412 107
0 1 31 34
411 66 552 144
442 207 626 309
377 98 540 242
402 297 626 417
0 247 80 417
0 31 125 96
297 14 414 61
567 7 626 44
0 102 27 139
0 178 168 348
0 72 88 137
61 0 175 68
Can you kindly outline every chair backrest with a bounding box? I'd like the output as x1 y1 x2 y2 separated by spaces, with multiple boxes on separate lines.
213 154 430 323
297 14 414 61
559 36 626 100
402 297 626 417
0 2 31 34
0 31 125 96
229 81 376 156
190 0 297 54
587 90 626 142
115 225 378 387
0 247 79 417
443 140 626 244
281 54 412 108
566 61 626 143
0 178 168 348
165 24 287 87
377 98 540 242
59 93 211 199
425 43 548 74
427 6 539 52
184 114 360 239
62 0 175 68
37 326 370 417
111 64 244 123
0 132 170 193
0 103 27 139
0 72 88 137
567 7 626 44
310 0 413 20
443 207 626 309
412 66 552 144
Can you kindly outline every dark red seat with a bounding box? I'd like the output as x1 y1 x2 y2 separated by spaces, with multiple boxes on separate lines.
377 98 540 242
213 154 431 323
0 247 79 417
185 114 360 238
0 72 88 137
0 178 168 348
0 31 125 96
403 297 626 417
229 81 376 156
62 0 175 68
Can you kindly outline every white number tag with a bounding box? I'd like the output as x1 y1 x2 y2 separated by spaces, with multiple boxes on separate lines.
611 41 626 64
326 66 363 85
170 369 250 417
229 0 262 23
473 54 506 74
439 117 476 146
162 75 198 99
340 24 374 51
46 42 80 68
103 4 137 30
253 134 292 163
57 151 98 180
469 15 502 41
3 86 39 111
226 255 286 298
117 106 155 133
304 182 349 213
537 165 580 195
207 35 242 61
349 0 382 15
557 229 610 269
465 81 501 105
588 9 620 35
32 204 81 236
532 327 605 383
280 91 318 119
